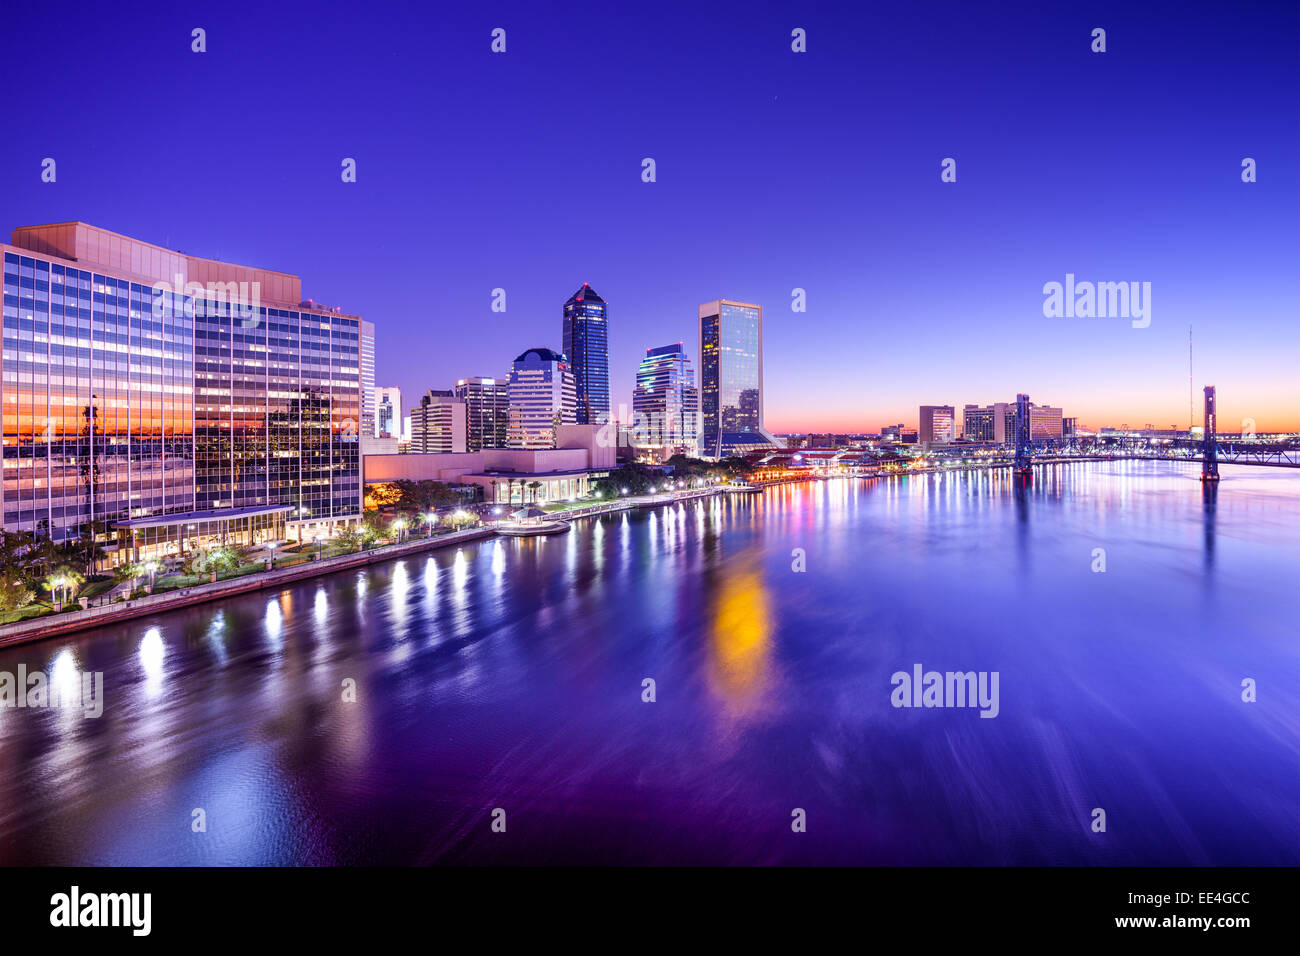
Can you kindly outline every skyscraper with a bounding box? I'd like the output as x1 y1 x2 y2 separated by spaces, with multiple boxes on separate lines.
374 386 401 439
633 343 699 458
410 389 467 453
2 221 362 555
919 405 956 444
455 376 510 450
359 320 375 438
507 348 576 449
562 283 609 425
698 299 777 459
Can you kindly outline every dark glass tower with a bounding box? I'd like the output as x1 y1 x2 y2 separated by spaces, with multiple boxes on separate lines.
562 283 610 425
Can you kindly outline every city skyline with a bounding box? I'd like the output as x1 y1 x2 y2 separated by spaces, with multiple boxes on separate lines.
1 3 1294 434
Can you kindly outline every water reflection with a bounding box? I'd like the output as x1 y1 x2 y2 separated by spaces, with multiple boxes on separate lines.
0 463 1295 866
707 567 776 719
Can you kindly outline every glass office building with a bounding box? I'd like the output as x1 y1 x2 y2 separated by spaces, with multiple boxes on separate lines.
633 343 699 458
698 299 777 459
562 283 609 425
2 222 363 562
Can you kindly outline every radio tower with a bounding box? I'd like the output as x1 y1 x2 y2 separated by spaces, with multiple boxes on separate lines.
1188 325 1193 433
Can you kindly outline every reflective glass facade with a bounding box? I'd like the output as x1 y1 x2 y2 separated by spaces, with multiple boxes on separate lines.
562 284 609 425
633 343 699 455
698 300 776 458
3 233 361 549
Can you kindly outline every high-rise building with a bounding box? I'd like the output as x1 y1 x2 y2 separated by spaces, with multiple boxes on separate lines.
375 386 401 439
919 405 956 444
410 389 467 453
633 343 699 457
507 348 576 449
698 299 777 459
562 283 609 425
455 376 510 450
1026 403 1064 441
1 221 362 557
359 320 375 438
963 403 1014 443
963 400 1062 442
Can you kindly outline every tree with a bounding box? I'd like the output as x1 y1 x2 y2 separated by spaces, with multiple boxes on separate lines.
0 575 33 612
43 565 85 606
0 529 56 605
334 526 363 553
527 481 543 503
184 545 239 576
62 520 108 577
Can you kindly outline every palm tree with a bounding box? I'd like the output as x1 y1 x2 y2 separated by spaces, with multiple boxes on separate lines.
528 481 543 504
43 565 85 608
489 480 499 504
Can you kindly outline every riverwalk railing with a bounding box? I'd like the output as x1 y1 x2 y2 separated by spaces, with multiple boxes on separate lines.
0 526 495 647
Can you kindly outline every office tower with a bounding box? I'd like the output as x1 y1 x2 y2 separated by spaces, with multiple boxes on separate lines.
1063 417 1078 438
562 283 609 425
1 221 362 555
410 389 468 453
455 376 510 450
507 348 576 449
698 299 777 459
880 424 905 440
633 343 699 457
964 400 1062 442
1026 402 1064 440
359 320 376 438
919 405 956 444
374 386 401 439
962 403 1013 443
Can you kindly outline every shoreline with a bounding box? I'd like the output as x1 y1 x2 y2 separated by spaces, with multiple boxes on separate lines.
0 487 729 648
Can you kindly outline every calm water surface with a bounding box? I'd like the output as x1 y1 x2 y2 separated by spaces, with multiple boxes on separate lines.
1 461 1297 865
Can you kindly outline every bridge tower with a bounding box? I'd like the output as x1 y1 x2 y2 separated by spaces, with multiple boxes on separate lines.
1201 385 1219 482
1013 393 1033 476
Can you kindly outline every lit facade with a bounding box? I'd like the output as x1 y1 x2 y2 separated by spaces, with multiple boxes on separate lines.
1 222 362 558
507 348 576 449
359 320 375 438
698 299 777 459
410 389 467 453
562 283 609 425
455 376 509 450
374 385 401 439
919 405 956 444
962 400 1063 442
633 343 699 457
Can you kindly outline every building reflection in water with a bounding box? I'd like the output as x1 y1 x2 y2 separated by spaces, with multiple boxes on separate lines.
1202 480 1218 571
707 565 777 721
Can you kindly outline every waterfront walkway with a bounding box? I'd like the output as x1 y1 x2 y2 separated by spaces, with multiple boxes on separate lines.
0 486 727 648
0 527 494 647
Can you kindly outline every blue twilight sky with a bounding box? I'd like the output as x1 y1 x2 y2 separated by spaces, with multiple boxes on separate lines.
2 0 1297 432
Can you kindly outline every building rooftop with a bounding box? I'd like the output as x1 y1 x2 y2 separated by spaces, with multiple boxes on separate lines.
565 282 604 304
7 221 352 314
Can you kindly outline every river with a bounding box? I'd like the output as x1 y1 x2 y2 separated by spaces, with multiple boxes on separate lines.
1 461 1296 864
